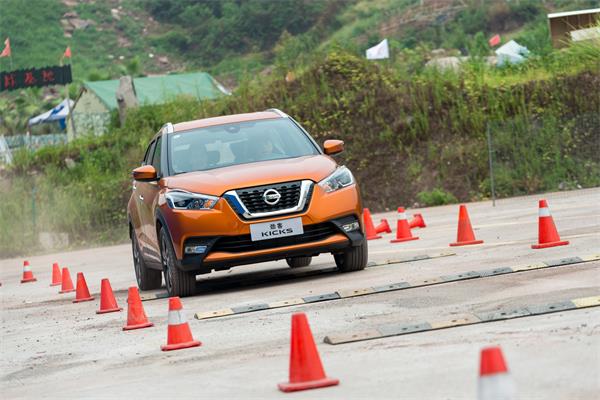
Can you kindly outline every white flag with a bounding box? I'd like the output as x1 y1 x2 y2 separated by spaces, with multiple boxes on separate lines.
366 39 389 60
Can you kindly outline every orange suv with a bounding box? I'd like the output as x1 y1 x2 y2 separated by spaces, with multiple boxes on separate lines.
128 109 366 296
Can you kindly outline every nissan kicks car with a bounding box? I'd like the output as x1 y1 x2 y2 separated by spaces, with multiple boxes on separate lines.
128 109 367 297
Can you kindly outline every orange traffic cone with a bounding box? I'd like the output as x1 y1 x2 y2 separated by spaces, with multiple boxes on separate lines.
390 207 419 243
363 208 382 240
20 260 37 283
375 218 392 234
450 205 484 246
161 297 201 351
59 267 75 293
478 346 515 400
409 213 426 229
96 278 122 314
123 287 153 331
73 272 94 303
50 262 61 286
278 313 339 392
532 199 569 249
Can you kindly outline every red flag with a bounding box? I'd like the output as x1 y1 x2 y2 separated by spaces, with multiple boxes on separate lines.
488 34 501 47
0 38 11 57
63 46 71 58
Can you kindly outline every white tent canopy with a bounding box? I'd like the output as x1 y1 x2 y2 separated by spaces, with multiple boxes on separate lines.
28 99 74 127
366 39 390 60
495 40 530 66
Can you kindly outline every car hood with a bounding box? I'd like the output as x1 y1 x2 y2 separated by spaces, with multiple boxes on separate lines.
163 155 338 196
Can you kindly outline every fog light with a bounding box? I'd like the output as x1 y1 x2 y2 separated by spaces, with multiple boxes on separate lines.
342 221 360 232
185 245 207 254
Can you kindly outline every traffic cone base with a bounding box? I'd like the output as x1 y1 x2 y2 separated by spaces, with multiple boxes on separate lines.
532 240 569 249
391 236 419 243
73 296 94 303
21 277 37 283
450 239 483 246
124 321 154 331
59 288 75 293
96 306 122 314
278 377 339 393
161 340 201 351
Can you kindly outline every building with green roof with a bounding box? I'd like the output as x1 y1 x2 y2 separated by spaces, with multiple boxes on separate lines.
68 72 229 138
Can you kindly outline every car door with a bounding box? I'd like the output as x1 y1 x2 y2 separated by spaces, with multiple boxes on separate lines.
139 135 163 263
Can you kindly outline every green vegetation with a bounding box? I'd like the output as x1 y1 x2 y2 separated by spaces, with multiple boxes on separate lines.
1 1 599 256
417 188 458 207
2 35 599 256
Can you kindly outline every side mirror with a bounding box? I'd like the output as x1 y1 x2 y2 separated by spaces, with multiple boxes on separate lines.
132 165 158 181
323 139 344 155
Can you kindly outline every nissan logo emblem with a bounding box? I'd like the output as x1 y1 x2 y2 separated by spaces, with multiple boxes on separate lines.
263 189 281 205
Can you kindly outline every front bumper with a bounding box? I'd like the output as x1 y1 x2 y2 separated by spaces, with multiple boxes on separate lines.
160 184 363 273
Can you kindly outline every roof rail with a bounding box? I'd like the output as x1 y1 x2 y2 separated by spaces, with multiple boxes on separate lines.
265 108 287 117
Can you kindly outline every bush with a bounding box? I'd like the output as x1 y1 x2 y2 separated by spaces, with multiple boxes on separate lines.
416 188 459 206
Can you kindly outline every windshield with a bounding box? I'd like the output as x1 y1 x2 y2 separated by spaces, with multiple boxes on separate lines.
168 118 320 174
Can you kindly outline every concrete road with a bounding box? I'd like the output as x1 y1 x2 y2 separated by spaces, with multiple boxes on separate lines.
1 188 599 399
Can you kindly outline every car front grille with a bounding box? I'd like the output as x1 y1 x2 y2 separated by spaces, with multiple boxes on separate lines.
224 180 313 219
210 222 338 253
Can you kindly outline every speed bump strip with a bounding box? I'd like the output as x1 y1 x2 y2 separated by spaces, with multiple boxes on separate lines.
338 288 376 298
194 254 597 320
581 254 600 262
475 307 531 322
370 252 456 267
268 298 305 308
429 314 481 329
323 295 600 345
572 295 600 308
303 292 340 303
195 309 235 319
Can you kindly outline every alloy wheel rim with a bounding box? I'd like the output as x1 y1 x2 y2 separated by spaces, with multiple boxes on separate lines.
161 236 172 292
132 239 142 286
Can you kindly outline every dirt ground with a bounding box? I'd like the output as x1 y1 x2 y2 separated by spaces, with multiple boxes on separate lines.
1 188 599 399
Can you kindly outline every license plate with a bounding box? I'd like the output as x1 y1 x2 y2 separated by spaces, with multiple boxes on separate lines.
250 217 304 242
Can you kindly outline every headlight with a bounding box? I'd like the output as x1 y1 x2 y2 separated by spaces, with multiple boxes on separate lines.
165 190 219 210
318 166 355 193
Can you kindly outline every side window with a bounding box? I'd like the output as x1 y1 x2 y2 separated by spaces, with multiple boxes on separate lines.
151 136 162 176
143 141 155 165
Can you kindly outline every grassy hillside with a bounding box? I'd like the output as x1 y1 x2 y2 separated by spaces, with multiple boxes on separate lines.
1 35 599 257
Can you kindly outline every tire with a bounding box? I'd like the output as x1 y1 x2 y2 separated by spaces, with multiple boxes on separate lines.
131 233 162 290
159 228 196 297
334 240 368 272
286 256 312 268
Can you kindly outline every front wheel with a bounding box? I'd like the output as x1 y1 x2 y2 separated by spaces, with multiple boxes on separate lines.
334 240 368 272
159 228 196 297
132 233 162 290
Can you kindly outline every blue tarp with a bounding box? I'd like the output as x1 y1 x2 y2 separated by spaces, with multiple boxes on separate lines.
28 99 74 129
